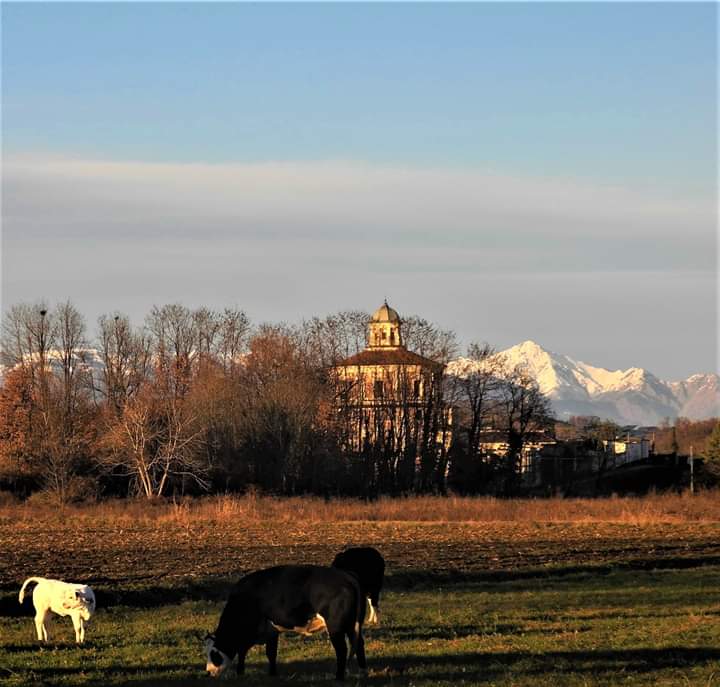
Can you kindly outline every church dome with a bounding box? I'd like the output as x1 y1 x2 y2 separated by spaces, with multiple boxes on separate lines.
371 301 400 323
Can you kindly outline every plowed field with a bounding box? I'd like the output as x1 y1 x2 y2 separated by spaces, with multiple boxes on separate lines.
2 521 719 593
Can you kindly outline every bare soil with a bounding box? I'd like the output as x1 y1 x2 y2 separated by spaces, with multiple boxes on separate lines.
1 519 718 595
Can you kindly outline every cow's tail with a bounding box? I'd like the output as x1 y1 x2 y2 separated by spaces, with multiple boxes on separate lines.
19 577 44 604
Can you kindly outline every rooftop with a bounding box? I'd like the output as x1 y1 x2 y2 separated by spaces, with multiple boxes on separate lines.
337 347 443 369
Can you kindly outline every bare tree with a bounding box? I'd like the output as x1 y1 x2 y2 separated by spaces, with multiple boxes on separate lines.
43 303 97 501
1 301 55 378
234 325 329 494
101 386 207 498
97 313 152 414
299 311 369 369
146 304 199 398
496 361 554 494
401 316 458 364
0 301 98 501
450 343 503 457
0 303 55 471
97 304 215 496
55 301 90 415
216 307 251 373
0 366 39 492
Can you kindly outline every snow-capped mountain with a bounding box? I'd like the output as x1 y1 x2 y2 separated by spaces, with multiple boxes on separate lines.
669 374 720 421
450 340 718 426
0 348 106 382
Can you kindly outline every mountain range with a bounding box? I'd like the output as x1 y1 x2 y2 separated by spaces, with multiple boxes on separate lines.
450 340 718 427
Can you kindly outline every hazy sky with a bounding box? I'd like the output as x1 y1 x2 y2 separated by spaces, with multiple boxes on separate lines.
2 3 717 379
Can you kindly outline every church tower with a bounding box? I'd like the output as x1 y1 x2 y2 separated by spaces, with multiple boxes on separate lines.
334 300 449 455
368 300 402 349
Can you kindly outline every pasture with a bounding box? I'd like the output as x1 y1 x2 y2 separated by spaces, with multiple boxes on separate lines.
1 495 719 686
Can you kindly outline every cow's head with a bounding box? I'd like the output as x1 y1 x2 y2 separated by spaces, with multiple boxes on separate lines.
204 632 230 678
62 589 87 611
65 590 94 620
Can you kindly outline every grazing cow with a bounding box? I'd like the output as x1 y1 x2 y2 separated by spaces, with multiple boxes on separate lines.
204 565 366 681
19 577 96 644
332 547 385 625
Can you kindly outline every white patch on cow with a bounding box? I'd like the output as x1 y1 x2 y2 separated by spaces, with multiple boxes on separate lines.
271 613 327 636
365 597 379 626
204 636 230 678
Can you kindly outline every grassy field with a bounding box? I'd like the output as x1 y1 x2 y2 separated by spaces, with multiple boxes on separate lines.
1 495 719 686
2 568 719 686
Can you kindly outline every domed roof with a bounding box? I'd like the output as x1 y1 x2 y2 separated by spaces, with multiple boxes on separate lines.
371 301 400 323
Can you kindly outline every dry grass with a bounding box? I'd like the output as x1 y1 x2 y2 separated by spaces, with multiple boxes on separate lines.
0 490 718 526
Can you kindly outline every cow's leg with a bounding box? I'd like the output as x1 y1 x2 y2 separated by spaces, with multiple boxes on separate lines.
329 631 348 681
71 615 84 644
236 645 249 676
353 628 367 673
265 633 279 676
34 609 50 642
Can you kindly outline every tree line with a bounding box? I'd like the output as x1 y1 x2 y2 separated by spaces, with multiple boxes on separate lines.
0 301 554 502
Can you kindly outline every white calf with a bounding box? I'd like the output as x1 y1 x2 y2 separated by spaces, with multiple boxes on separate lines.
19 577 96 644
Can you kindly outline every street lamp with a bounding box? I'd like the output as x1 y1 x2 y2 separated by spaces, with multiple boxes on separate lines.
39 308 47 369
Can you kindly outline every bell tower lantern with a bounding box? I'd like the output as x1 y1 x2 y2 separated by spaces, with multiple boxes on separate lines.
368 301 402 349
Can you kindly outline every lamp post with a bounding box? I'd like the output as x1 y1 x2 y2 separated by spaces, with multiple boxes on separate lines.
690 445 694 495
38 308 48 390
39 309 47 368
36 308 50 422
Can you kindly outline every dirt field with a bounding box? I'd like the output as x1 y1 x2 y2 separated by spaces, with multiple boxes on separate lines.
2 519 719 596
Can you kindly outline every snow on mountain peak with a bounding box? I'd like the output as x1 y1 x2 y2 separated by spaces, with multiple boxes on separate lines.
501 341 589 399
493 341 718 424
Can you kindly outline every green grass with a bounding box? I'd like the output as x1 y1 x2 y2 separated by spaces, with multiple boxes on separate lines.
2 567 719 686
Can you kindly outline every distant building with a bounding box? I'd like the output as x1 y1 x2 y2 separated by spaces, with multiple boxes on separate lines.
477 429 557 472
602 437 651 466
333 302 447 453
522 440 605 493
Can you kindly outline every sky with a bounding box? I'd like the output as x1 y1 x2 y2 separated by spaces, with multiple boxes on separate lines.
2 3 717 379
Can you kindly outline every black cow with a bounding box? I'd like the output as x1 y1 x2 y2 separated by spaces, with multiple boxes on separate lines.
332 547 385 624
204 565 366 681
